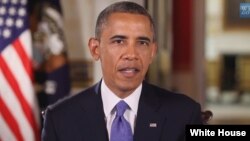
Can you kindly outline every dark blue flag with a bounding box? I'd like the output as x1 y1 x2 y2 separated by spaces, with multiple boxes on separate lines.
32 0 71 110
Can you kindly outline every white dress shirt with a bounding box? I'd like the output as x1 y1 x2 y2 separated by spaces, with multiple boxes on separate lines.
101 80 141 140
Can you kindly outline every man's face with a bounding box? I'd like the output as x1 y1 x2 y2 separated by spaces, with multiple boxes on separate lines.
89 13 157 98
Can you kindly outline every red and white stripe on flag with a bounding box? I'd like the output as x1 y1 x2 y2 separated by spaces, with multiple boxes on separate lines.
0 0 40 141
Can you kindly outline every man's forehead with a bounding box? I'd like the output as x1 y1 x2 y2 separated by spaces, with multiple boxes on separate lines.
104 13 151 28
99 12 155 42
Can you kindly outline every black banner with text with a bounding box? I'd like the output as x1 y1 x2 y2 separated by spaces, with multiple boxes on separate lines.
186 125 250 140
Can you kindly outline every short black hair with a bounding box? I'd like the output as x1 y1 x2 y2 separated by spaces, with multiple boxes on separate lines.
95 1 156 42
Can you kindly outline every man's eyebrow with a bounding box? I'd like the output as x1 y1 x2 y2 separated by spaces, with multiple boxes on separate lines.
110 35 127 40
109 35 151 42
137 37 151 42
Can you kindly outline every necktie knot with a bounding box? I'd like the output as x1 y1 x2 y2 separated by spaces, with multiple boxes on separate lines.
115 100 129 116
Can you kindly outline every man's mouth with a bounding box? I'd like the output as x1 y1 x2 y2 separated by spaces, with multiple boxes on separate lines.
118 67 140 77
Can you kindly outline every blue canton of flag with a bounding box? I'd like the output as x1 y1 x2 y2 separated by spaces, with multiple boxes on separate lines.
0 0 28 51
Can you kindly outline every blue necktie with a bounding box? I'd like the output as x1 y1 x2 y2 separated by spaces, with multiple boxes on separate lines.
110 100 133 141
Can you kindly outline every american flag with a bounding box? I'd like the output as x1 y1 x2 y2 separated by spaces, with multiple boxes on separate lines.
0 0 40 141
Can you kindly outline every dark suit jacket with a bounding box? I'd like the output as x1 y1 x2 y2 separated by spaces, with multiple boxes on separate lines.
42 81 203 141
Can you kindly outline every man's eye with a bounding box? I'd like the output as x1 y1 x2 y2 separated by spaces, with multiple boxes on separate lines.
112 40 124 44
139 41 149 46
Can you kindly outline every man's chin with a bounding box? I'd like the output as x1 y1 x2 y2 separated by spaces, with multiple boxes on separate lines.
118 82 140 92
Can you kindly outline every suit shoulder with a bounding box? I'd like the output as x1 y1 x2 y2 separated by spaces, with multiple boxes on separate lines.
144 82 200 106
46 84 97 113
143 82 203 124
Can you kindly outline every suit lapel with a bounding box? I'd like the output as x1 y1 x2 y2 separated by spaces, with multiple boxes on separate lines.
74 81 168 141
78 82 109 141
134 82 166 141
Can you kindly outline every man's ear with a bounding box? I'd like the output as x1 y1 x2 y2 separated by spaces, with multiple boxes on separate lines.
150 43 158 63
88 37 100 60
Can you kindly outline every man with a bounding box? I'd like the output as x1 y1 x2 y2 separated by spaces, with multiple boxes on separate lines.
42 1 203 141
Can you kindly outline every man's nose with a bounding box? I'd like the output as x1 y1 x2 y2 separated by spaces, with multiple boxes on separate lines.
123 43 138 60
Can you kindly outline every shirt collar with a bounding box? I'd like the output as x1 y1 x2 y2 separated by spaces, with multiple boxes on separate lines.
101 80 142 117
